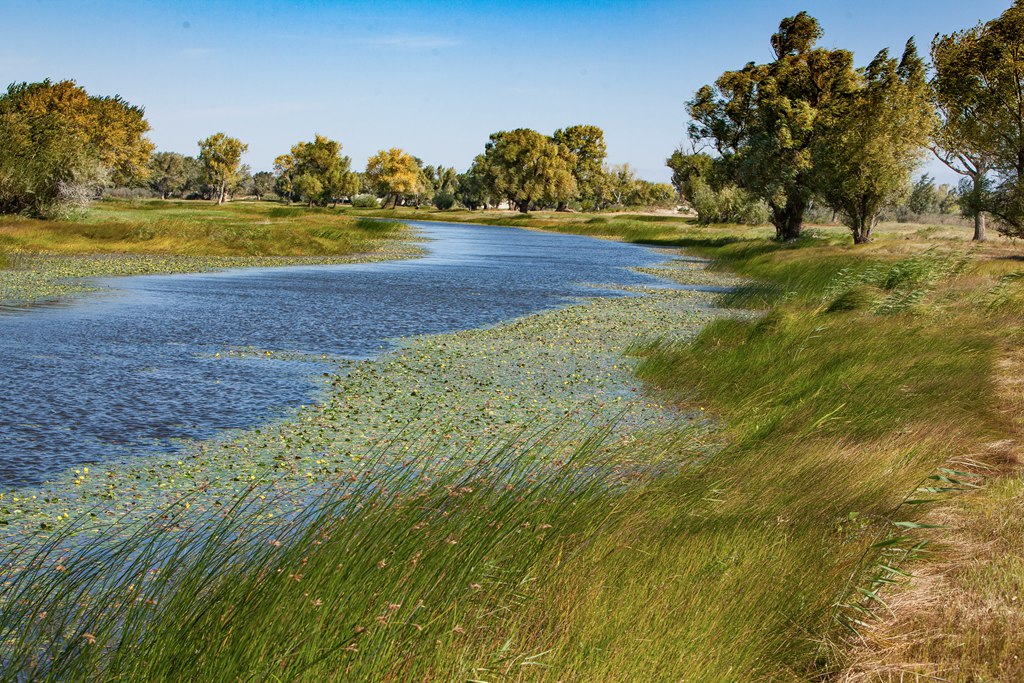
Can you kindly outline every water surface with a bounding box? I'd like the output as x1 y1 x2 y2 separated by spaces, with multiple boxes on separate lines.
0 221 671 486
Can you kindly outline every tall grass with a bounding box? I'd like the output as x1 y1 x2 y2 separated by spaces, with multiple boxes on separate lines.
0 200 411 257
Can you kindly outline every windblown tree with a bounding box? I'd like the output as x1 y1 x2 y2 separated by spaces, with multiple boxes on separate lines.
552 125 607 210
478 129 576 213
365 148 422 208
931 23 995 241
198 133 248 205
0 79 153 216
688 12 856 240
932 2 1024 238
813 40 934 244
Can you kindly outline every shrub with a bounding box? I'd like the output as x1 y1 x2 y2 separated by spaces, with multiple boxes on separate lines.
350 194 379 208
432 192 455 210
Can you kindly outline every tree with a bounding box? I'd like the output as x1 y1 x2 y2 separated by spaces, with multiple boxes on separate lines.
293 173 324 208
812 40 934 243
553 125 607 209
365 148 422 208
252 171 275 201
198 133 248 204
455 164 491 210
688 12 856 239
478 129 576 213
907 174 939 216
0 79 153 216
932 2 1024 239
148 152 190 199
283 134 360 207
273 154 296 204
931 22 993 240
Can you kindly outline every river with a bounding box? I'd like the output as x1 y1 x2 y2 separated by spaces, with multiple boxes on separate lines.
0 221 673 487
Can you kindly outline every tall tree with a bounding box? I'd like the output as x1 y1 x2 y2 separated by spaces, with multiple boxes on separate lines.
932 2 1024 237
812 40 934 243
688 12 856 239
552 125 607 210
931 22 995 241
0 79 153 216
478 129 576 213
365 148 422 208
198 133 248 205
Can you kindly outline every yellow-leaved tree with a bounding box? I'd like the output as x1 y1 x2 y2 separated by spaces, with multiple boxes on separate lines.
365 148 422 208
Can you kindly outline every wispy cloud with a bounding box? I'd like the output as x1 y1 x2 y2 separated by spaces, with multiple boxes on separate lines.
361 35 460 50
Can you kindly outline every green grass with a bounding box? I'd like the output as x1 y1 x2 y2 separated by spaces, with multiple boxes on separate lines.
0 199 413 257
1 211 1021 680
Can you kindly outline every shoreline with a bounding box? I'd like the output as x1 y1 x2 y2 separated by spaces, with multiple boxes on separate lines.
0 244 739 549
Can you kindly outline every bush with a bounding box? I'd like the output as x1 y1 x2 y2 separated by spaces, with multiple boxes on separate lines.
350 194 379 208
690 178 769 225
432 192 455 210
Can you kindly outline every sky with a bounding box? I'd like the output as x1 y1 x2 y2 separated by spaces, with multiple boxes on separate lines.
0 0 1013 184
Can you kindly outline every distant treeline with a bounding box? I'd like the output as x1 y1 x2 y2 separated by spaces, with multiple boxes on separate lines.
4 3 1024 241
0 83 675 218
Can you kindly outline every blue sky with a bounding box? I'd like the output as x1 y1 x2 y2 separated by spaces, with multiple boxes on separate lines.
0 0 1012 183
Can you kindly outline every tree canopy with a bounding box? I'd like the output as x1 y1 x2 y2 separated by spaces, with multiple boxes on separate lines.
812 40 934 243
365 148 422 208
932 1 1024 238
477 129 576 213
0 79 153 216
198 133 248 205
688 12 856 239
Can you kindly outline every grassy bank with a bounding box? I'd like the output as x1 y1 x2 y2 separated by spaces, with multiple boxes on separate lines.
0 199 420 306
2 207 1022 679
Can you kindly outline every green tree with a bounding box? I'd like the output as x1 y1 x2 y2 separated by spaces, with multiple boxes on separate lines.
479 129 576 213
365 148 422 208
688 12 856 239
455 164 491 210
286 134 359 207
148 152 190 199
932 2 1024 238
812 40 934 243
552 125 607 210
273 154 296 204
293 173 324 208
931 23 994 241
252 171 275 201
907 174 939 216
0 79 153 216
198 133 248 205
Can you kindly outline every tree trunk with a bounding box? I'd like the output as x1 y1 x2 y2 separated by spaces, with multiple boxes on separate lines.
770 195 805 241
974 212 987 242
217 180 226 205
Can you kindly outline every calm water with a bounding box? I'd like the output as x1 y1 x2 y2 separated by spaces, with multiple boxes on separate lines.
0 221 672 487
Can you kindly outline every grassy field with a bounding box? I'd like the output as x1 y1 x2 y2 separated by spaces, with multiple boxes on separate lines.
0 199 419 306
0 199 414 256
2 201 1023 679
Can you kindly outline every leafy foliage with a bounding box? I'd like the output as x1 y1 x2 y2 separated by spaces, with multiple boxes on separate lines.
812 40 934 243
477 129 576 213
0 79 153 217
365 148 422 208
197 133 248 205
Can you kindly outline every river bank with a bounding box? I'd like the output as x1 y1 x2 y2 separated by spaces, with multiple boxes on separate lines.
0 200 422 307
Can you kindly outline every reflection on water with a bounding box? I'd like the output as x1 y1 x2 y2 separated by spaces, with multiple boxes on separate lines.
0 221 670 486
